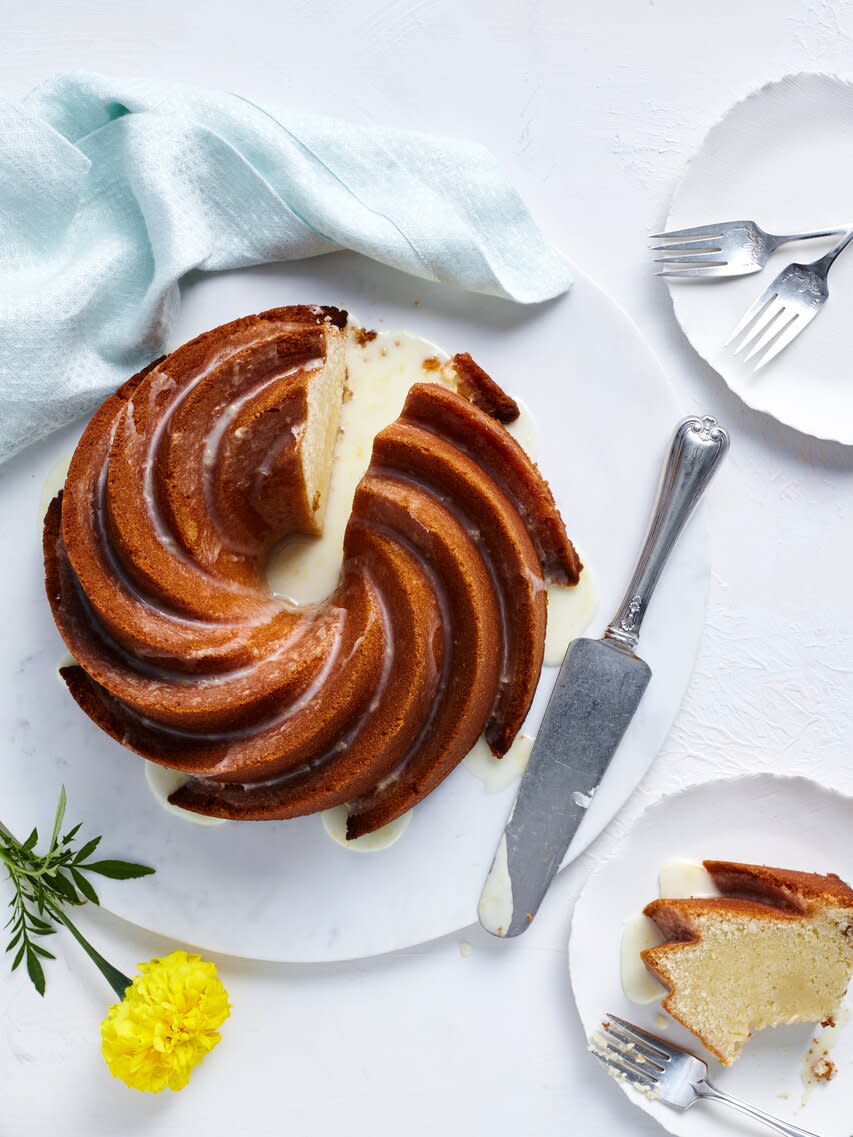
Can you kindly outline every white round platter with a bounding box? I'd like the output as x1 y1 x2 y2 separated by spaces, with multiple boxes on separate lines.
664 72 853 444
569 774 853 1137
0 251 709 961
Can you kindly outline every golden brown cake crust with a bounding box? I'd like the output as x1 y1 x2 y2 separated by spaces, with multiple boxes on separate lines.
704 860 853 911
643 863 853 940
643 895 801 939
44 308 581 835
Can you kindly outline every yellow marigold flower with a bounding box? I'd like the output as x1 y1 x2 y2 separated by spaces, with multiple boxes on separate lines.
100 950 230 1092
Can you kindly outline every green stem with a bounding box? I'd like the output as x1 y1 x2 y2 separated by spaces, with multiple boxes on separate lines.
0 822 24 885
0 818 61 880
51 907 132 1001
0 818 18 854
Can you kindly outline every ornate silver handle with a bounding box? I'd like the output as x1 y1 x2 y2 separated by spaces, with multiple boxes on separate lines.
699 1081 823 1137
605 415 729 650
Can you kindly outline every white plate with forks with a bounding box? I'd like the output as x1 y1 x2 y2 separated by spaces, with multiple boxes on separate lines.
569 774 853 1137
661 72 853 445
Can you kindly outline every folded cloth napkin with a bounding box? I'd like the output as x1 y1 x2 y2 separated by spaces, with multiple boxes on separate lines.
0 72 571 463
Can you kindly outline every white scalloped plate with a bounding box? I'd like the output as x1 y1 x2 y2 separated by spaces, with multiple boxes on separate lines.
0 251 708 961
664 72 853 444
570 774 853 1137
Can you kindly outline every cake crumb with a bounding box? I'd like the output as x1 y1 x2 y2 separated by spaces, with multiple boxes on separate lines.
449 352 520 423
422 356 442 371
810 1055 836 1083
654 1014 669 1031
590 1025 659 1101
777 1090 791 1100
801 1012 845 1102
459 942 472 958
413 299 421 307
353 327 378 347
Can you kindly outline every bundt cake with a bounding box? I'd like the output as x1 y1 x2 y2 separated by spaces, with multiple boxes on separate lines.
43 305 581 838
643 860 853 1065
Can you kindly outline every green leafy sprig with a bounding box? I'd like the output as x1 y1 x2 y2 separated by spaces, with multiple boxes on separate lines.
0 787 154 996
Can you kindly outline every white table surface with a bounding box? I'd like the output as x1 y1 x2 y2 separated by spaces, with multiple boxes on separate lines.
3 2 853 1134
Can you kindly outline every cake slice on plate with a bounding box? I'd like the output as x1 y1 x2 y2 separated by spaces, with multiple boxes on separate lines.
642 860 853 1065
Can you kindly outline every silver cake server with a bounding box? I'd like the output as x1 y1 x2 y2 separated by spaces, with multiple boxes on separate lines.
479 415 729 937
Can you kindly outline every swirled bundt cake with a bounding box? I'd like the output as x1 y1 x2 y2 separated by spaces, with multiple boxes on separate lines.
643 861 853 1065
43 305 581 838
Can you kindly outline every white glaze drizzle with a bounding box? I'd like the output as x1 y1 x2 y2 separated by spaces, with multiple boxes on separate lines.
189 567 400 792
658 857 718 899
39 451 72 522
117 604 349 755
267 327 456 603
462 733 534 793
620 914 667 1004
144 762 227 827
93 420 262 629
320 803 411 852
621 859 721 1004
544 565 598 667
478 833 513 936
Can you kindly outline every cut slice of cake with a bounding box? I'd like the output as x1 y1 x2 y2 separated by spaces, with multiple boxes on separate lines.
642 861 853 1065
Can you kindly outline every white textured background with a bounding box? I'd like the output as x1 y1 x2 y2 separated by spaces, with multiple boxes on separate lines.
3 2 853 1134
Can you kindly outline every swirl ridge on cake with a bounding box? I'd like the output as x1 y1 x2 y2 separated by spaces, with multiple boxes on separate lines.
43 306 581 837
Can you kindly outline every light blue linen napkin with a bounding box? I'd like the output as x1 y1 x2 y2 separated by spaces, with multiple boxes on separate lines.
0 72 571 463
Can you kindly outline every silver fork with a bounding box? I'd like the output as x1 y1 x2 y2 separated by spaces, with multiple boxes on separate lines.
727 227 853 370
652 220 843 279
592 1013 825 1137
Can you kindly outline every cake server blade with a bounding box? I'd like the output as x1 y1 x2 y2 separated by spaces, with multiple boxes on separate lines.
478 638 649 937
479 415 729 937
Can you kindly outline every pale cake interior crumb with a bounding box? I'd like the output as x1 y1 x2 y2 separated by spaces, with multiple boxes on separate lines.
301 325 346 534
646 907 853 1065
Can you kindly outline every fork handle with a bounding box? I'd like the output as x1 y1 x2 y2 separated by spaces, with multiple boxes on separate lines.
770 226 847 247
699 1080 822 1137
812 226 853 274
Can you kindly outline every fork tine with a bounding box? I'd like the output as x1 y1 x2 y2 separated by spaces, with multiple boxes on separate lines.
591 1049 658 1091
653 255 727 266
725 285 778 347
605 1014 674 1061
603 1039 664 1077
753 312 813 370
650 223 726 240
744 311 798 362
602 1020 668 1065
655 265 731 279
736 300 787 354
650 240 723 253
726 285 778 345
